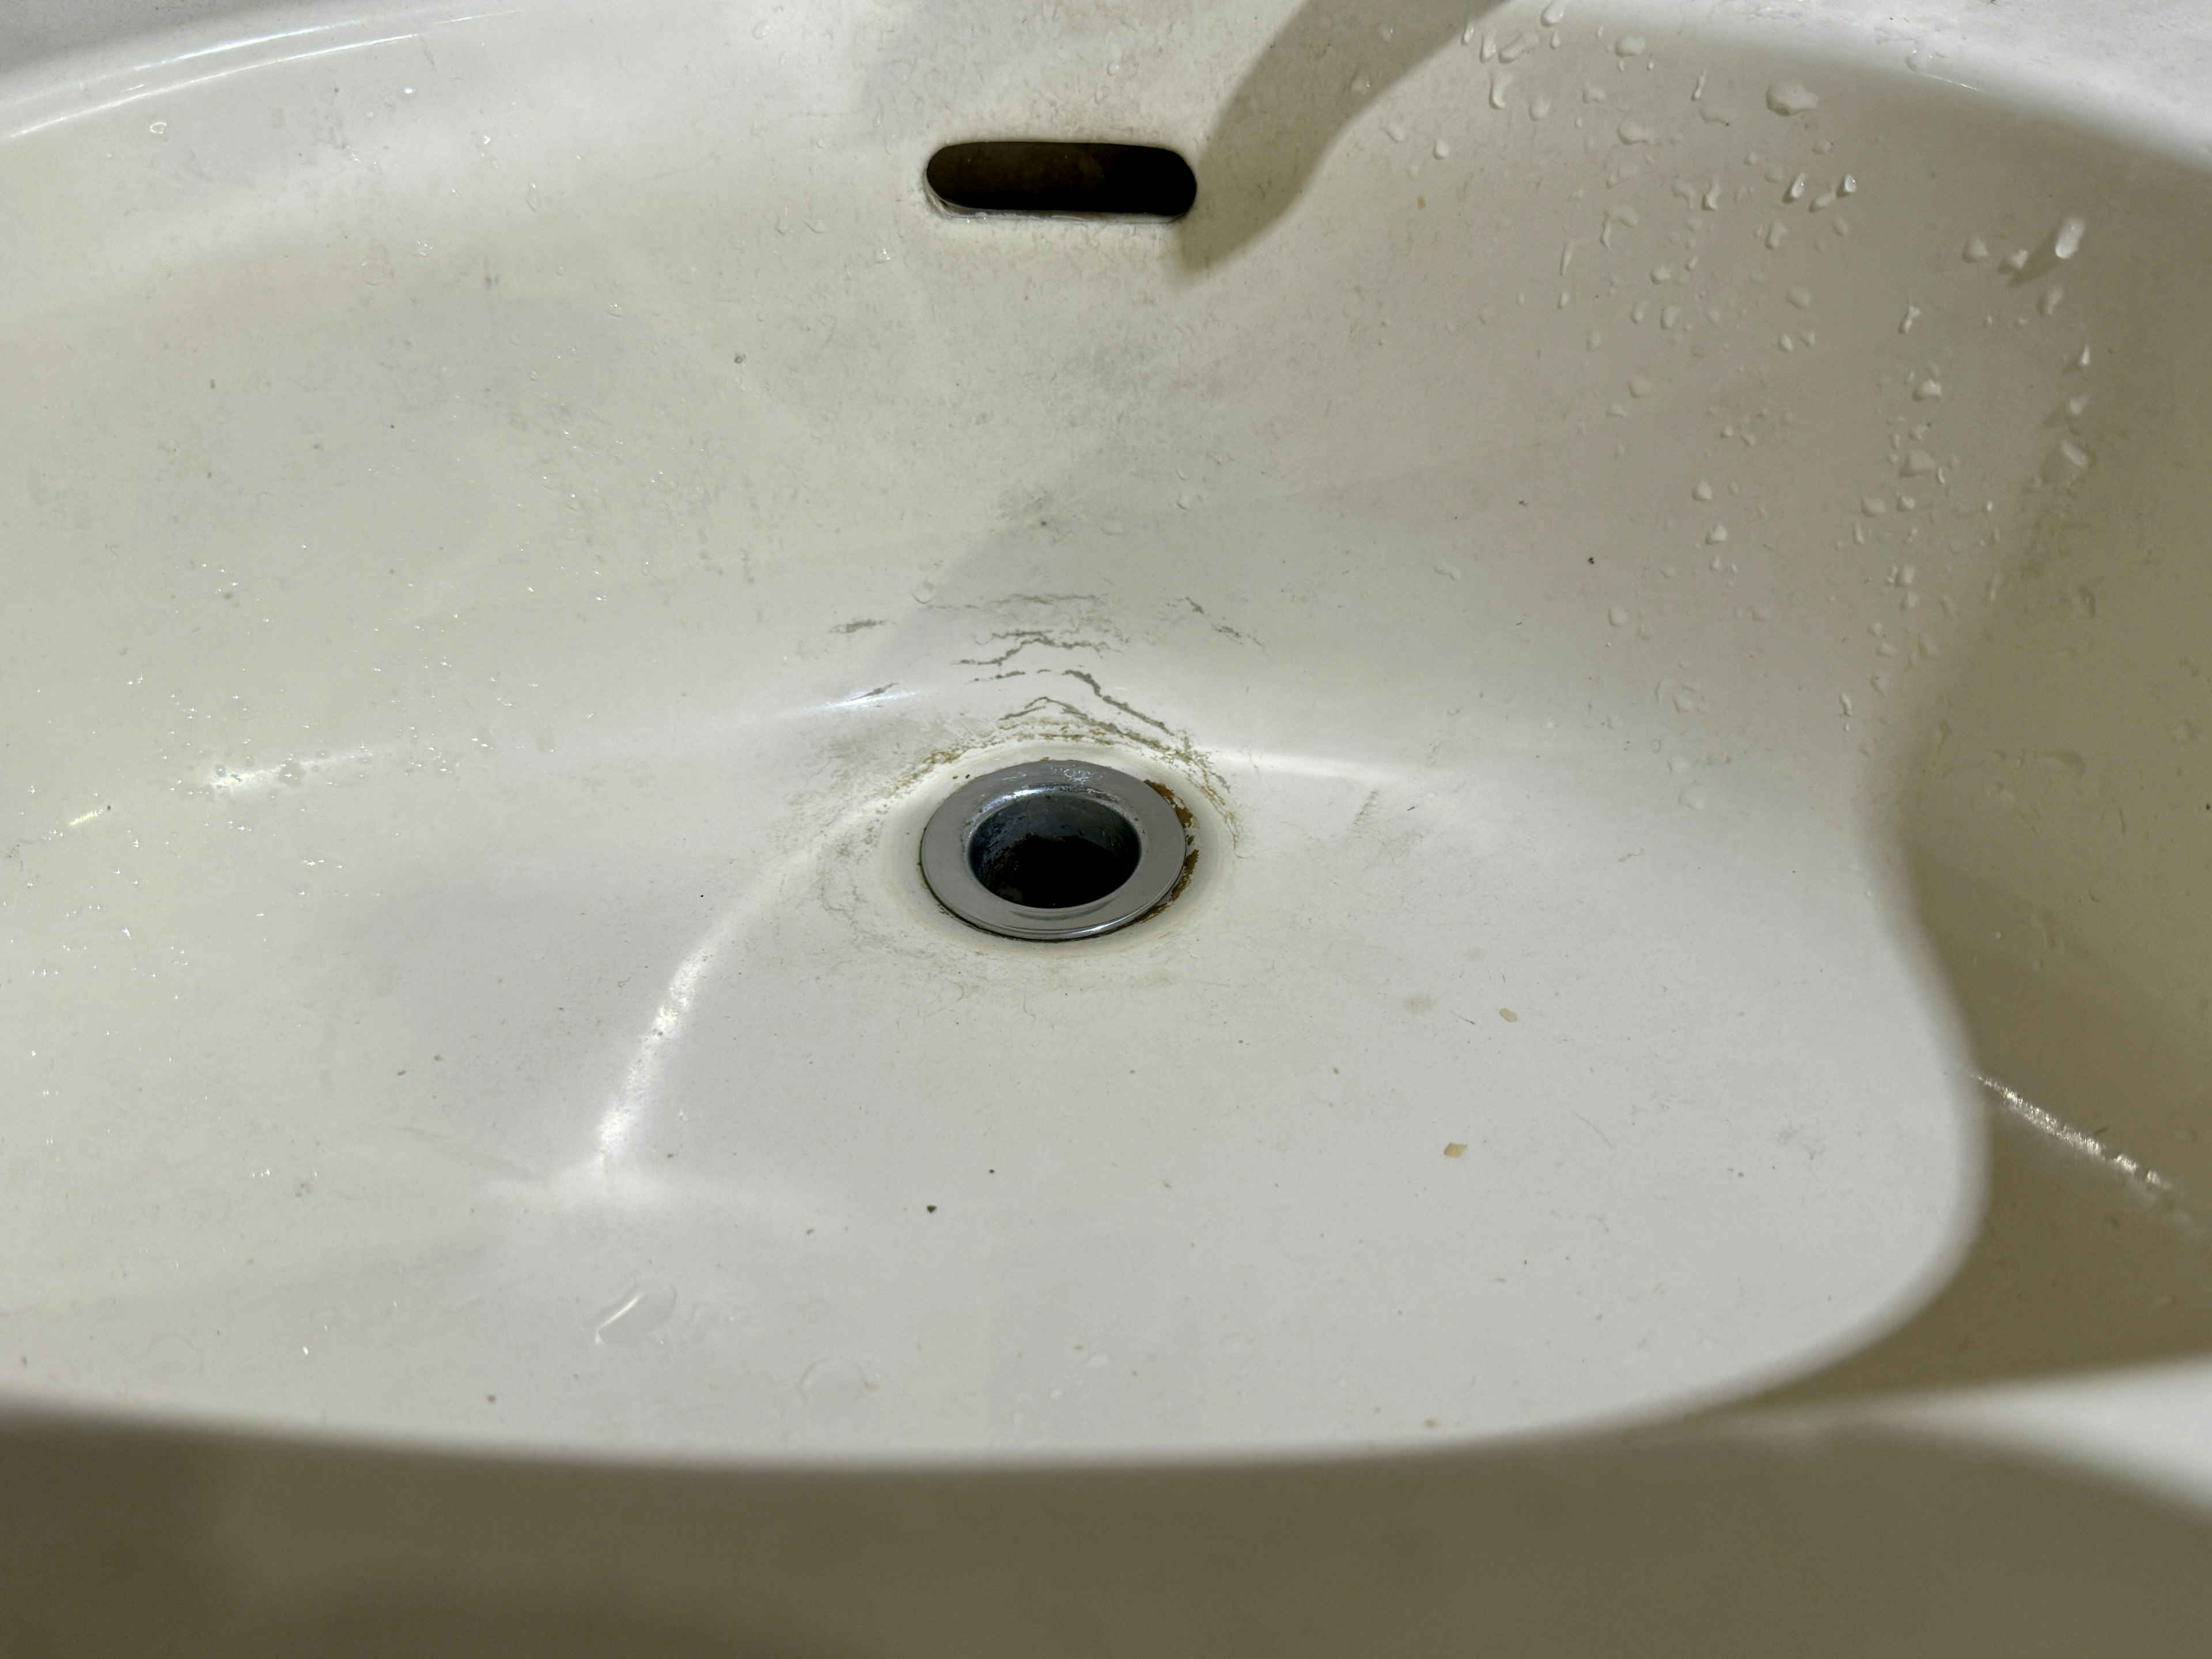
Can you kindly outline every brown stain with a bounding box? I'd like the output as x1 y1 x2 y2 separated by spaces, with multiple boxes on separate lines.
1140 775 1203 921
869 696 1234 835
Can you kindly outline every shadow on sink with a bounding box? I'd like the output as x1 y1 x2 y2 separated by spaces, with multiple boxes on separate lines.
1758 177 2212 1400
1747 854 2212 1407
1754 885 2212 1406
1176 0 1508 273
5 1410 2212 1656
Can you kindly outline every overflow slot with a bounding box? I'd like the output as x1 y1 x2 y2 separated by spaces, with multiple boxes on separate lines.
925 141 1197 219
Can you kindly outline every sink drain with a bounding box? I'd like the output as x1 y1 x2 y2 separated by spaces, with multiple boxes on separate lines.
920 760 1188 941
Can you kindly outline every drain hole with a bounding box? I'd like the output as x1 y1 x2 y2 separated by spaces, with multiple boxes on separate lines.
967 792 1142 909
925 141 1197 219
921 760 1187 941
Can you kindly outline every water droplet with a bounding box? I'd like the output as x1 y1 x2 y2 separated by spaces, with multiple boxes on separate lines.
1861 496 1891 517
1615 34 1647 56
2040 283 2063 316
798 1357 873 1407
1531 93 1554 120
1787 286 1813 309
1499 32 1533 63
1433 138 1452 159
1963 236 1988 262
2065 392 2090 416
1629 376 1655 397
1706 525 1729 544
1785 172 1806 201
1618 119 1655 145
1765 82 1819 116
592 1280 677 1346
1694 480 1714 501
148 120 168 135
1915 378 1942 400
2054 215 2086 259
1899 302 1922 334
1903 450 1938 476
1385 120 1408 142
1650 264 1675 283
2059 439 2090 469
1764 221 1787 250
1541 1 1567 22
1490 74 1513 109
2001 248 2029 273
1840 174 1857 195
1609 605 1631 626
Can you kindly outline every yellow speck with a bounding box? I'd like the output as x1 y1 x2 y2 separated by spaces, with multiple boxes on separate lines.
1444 1142 1467 1158
1499 1007 1519 1022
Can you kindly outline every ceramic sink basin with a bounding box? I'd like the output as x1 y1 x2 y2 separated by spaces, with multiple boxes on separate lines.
3 0 2212 1647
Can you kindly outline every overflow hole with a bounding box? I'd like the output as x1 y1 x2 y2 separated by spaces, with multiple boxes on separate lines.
925 141 1197 219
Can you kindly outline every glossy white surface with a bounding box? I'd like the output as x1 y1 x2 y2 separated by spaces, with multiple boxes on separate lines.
0 0 2206 1497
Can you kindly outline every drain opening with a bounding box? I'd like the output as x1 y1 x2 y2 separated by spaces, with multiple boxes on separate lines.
925 141 1198 219
968 791 1141 909
921 760 1189 941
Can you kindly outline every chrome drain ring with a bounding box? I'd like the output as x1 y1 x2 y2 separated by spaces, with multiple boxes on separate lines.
919 759 1187 941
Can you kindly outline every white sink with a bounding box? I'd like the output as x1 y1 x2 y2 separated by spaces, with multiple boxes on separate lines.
3 0 2211 1645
